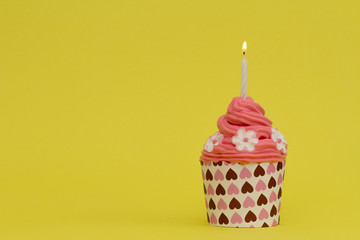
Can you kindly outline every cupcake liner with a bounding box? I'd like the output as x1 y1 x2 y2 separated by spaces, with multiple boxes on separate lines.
201 160 285 228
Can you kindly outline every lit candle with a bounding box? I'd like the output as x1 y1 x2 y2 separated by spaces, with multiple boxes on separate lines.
241 41 247 99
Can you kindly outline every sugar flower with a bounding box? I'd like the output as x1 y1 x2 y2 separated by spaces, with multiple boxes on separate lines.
232 128 259 152
271 128 287 153
204 132 224 152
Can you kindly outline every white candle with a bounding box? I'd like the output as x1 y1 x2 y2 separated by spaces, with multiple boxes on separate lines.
241 41 247 99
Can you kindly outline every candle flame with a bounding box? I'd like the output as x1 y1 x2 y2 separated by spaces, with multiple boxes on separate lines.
242 41 247 53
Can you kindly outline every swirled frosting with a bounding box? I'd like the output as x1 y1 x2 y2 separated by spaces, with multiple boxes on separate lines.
201 97 287 164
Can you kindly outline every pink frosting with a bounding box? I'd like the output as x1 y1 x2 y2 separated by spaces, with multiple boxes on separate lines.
201 97 287 164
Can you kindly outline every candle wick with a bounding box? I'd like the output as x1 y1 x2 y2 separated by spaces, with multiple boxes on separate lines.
243 52 245 55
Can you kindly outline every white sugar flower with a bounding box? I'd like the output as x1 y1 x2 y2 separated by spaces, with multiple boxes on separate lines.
232 128 259 152
271 128 287 153
204 132 224 152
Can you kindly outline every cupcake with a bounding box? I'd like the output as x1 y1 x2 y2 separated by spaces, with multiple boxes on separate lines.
200 97 287 228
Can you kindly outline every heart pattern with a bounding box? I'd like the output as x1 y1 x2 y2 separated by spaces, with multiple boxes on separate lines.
206 170 213 181
243 196 255 208
278 187 282 199
278 202 281 213
217 199 227 210
240 167 252 179
219 213 229 225
262 222 269 227
245 210 257 223
207 184 214 195
270 205 277 217
215 169 224 181
259 208 269 220
209 198 216 210
257 194 268 206
213 161 222 166
231 212 243 224
241 182 254 194
255 179 266 192
277 173 283 185
227 183 239 195
268 177 276 189
267 163 275 174
229 198 241 209
272 219 277 226
226 169 238 180
210 213 217 224
224 161 235 166
269 191 277 203
201 160 285 227
254 165 265 177
216 184 226 195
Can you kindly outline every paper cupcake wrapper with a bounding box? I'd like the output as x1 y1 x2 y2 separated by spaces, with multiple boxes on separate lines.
201 160 285 228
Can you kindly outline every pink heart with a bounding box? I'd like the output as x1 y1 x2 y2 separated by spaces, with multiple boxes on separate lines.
227 183 239 195
278 173 283 185
259 208 269 220
202 170 205 180
240 167 252 179
250 225 255 228
255 180 266 192
272 219 278 226
224 162 235 166
214 169 224 181
205 199 208 209
267 163 275 174
204 161 212 166
210 213 217 224
243 196 255 208
278 202 281 213
231 212 243 224
207 184 214 195
217 199 227 210
269 191 277 203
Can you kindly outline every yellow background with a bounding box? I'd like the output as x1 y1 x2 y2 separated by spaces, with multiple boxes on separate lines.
1 0 359 239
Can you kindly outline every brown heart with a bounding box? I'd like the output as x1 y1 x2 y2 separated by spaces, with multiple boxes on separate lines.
213 161 223 166
229 198 241 209
226 168 237 180
200 161 203 166
254 165 265 177
207 213 210 223
206 170 213 181
278 187 282 199
270 205 277 217
268 177 276 189
216 184 225 195
203 184 207 194
245 210 257 223
283 170 285 181
241 181 254 194
209 198 216 210
219 213 229 225
277 162 283 171
257 194 268 206
262 222 269 228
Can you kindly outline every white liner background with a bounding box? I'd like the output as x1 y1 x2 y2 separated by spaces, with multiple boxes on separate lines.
201 161 285 228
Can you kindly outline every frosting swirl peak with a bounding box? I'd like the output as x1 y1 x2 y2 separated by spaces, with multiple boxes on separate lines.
201 97 287 164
